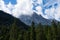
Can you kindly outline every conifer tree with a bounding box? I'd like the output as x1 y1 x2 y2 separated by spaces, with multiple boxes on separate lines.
0 25 4 40
23 31 29 40
3 25 10 40
0 25 9 40
9 19 18 40
17 30 24 40
26 31 30 40
30 22 36 40
23 30 30 40
51 20 58 40
44 25 52 40
26 28 30 40
57 22 60 40
36 23 46 40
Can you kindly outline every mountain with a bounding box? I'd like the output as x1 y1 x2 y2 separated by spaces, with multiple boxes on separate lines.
20 15 32 25
19 12 52 25
0 10 58 26
0 10 29 29
32 12 52 25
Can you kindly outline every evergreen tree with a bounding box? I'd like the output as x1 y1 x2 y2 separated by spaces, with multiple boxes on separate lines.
36 23 46 40
0 25 4 40
30 22 36 40
44 25 52 40
26 31 30 40
57 22 60 40
25 28 30 40
51 20 58 40
0 25 10 40
17 30 24 40
23 31 27 40
23 31 30 40
9 19 18 40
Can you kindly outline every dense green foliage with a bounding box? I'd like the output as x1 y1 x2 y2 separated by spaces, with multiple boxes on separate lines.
0 20 60 40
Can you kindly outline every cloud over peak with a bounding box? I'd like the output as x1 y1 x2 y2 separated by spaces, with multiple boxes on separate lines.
0 0 60 22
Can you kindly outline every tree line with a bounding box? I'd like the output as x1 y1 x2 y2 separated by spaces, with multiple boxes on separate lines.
0 20 60 40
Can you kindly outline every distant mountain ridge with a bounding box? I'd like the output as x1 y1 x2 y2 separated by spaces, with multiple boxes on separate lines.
19 12 52 25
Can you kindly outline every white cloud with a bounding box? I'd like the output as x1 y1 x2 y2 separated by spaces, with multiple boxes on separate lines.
1 0 60 22
55 5 60 21
44 6 55 19
37 0 42 4
35 6 42 15
0 0 33 18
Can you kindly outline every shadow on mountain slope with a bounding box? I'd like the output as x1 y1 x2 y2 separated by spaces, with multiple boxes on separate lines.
0 10 29 29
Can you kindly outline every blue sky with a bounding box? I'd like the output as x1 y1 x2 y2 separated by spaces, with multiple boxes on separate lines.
43 0 49 5
3 0 17 5
3 0 51 7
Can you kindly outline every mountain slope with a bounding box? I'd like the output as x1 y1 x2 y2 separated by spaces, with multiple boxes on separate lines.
19 12 52 25
32 12 52 25
0 10 29 29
